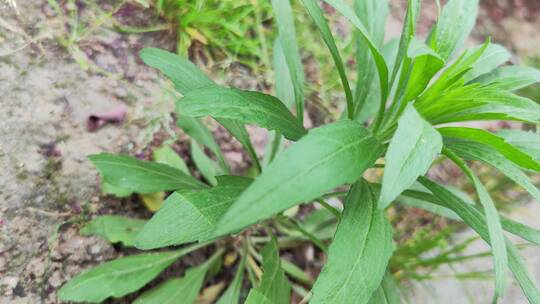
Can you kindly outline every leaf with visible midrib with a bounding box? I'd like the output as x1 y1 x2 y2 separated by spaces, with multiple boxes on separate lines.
57 243 206 303
214 120 383 236
135 176 252 250
378 105 442 209
89 153 206 194
179 87 306 141
80 215 146 247
311 180 394 304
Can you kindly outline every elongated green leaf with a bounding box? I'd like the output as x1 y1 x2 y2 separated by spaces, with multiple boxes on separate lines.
271 0 304 124
80 215 145 247
311 180 394 304
214 120 383 236
497 129 540 161
443 148 508 299
302 0 354 118
140 48 214 92
179 87 306 141
141 48 258 172
418 84 540 125
89 153 206 194
323 0 389 110
418 177 540 303
57 243 206 303
463 44 511 82
471 66 540 91
216 248 246 304
135 176 252 250
438 127 540 172
369 271 401 304
245 238 291 304
352 0 389 118
153 145 189 174
390 0 420 88
379 105 442 209
133 251 221 304
445 138 540 202
191 140 221 186
273 38 295 110
176 114 229 172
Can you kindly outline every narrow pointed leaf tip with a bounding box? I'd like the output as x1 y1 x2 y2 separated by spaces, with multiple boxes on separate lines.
378 105 442 209
214 120 383 236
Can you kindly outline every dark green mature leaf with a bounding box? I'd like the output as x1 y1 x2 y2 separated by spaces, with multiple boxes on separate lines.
135 176 252 250
57 243 206 303
379 105 442 209
418 177 540 303
271 0 305 124
302 0 354 118
369 271 401 304
352 0 388 118
133 251 221 304
323 0 389 109
497 129 540 161
80 215 146 247
445 138 540 202
141 47 259 172
311 180 394 304
463 44 511 82
438 127 540 172
153 145 190 174
89 153 206 194
179 87 306 141
471 66 540 91
214 120 383 236
245 238 291 304
443 148 508 299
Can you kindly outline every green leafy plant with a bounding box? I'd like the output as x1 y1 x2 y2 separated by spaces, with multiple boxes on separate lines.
59 0 540 303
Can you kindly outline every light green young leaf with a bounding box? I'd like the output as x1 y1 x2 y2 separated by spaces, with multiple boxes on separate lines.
191 140 221 186
273 38 295 110
390 0 420 88
133 251 221 304
57 243 206 303
352 0 388 118
369 271 402 304
302 0 354 118
463 43 511 82
445 138 540 202
471 66 540 91
271 0 305 124
438 127 540 172
179 86 306 141
379 105 442 209
443 148 508 300
418 177 540 303
135 176 252 250
80 215 146 247
497 129 540 161
153 145 189 174
214 120 383 236
311 180 394 304
89 153 206 194
323 0 389 112
245 238 291 304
